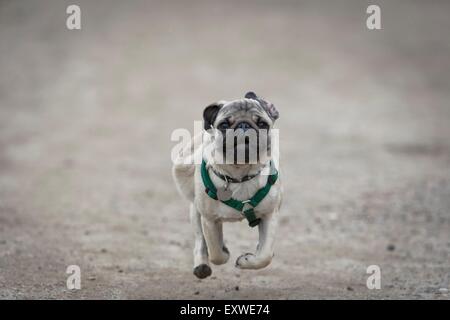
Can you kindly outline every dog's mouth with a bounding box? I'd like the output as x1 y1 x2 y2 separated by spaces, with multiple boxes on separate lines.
234 136 251 148
219 135 270 164
213 125 272 164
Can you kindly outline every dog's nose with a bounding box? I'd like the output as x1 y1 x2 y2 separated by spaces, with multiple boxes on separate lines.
235 122 252 132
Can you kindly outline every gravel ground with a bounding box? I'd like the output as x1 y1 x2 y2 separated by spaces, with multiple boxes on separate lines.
0 0 449 299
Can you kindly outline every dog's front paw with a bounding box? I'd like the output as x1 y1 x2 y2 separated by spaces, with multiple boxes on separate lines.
209 246 230 265
235 253 257 269
193 264 212 279
235 253 272 270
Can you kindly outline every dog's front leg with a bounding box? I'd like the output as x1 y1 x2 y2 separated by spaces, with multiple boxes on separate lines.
201 218 230 265
190 204 212 279
236 212 277 269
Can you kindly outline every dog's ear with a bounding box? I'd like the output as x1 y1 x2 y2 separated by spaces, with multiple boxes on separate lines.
203 102 224 131
245 91 258 100
263 100 279 121
245 91 279 121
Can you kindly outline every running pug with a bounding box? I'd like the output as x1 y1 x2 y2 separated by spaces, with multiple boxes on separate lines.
173 92 281 279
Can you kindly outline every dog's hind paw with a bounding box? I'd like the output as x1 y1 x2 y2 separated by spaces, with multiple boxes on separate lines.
193 264 212 279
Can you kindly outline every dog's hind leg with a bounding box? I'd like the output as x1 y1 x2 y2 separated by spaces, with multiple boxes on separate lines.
190 204 212 279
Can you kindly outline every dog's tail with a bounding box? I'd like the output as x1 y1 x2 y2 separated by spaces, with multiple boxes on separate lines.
172 133 203 202
172 163 195 202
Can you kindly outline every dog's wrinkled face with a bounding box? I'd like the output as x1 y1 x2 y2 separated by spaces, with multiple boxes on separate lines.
203 92 279 164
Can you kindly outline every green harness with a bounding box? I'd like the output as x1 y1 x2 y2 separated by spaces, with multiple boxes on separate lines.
201 160 278 227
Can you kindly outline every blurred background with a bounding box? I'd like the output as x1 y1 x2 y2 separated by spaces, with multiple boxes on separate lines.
0 0 449 299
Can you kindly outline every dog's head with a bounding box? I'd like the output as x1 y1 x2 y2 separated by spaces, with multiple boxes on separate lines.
203 92 279 164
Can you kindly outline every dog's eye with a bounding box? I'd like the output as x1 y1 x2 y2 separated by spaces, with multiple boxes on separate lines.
218 121 230 130
257 121 269 129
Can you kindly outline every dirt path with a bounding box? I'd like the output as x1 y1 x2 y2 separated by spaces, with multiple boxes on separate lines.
0 0 449 299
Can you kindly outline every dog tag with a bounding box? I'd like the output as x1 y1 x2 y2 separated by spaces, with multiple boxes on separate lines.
217 186 232 201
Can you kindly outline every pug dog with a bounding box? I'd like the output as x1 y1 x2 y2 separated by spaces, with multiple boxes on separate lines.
172 92 281 279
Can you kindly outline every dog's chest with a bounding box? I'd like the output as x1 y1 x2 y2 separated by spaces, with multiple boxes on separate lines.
195 170 279 222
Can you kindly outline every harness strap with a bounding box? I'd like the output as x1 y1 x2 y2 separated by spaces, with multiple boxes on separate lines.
210 167 261 183
201 160 278 227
